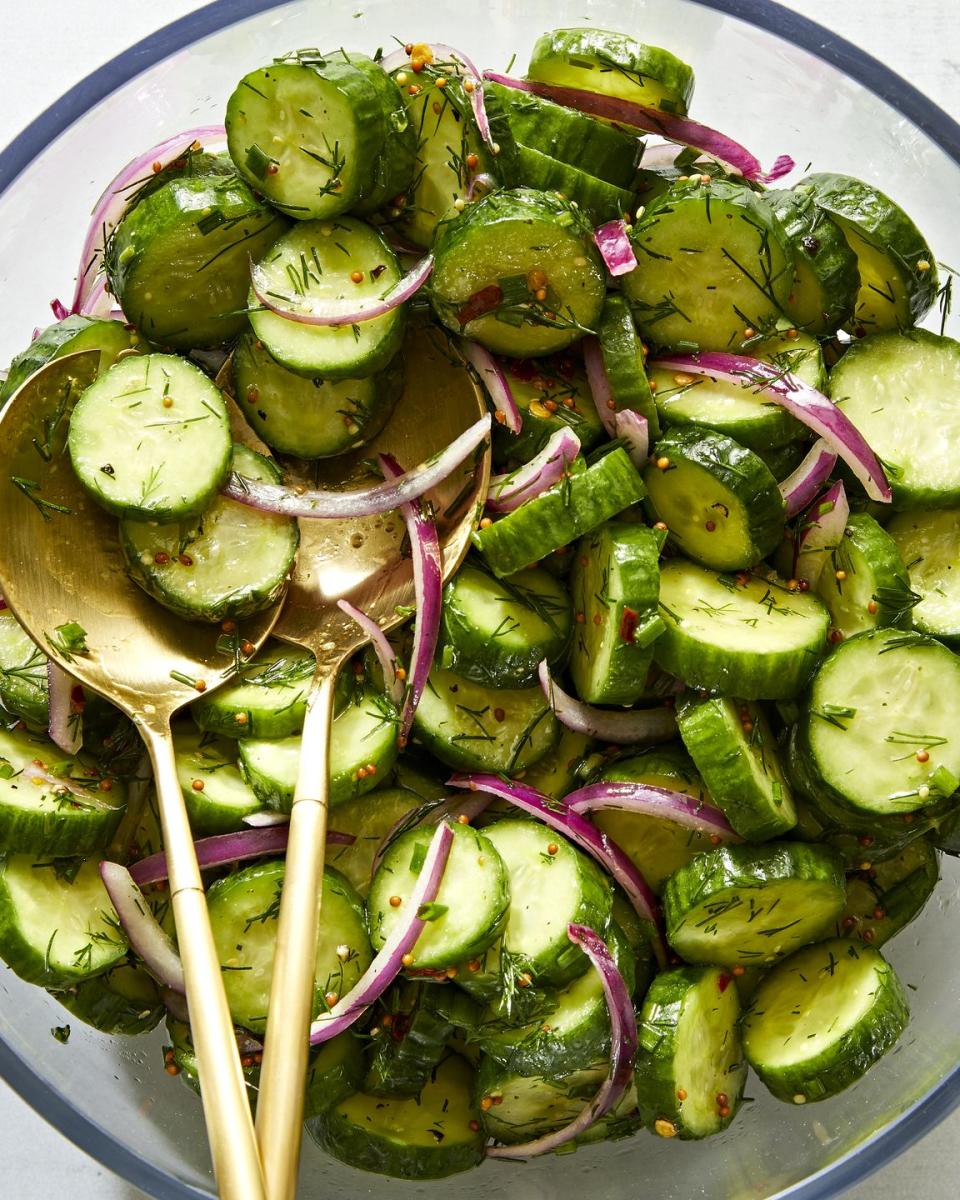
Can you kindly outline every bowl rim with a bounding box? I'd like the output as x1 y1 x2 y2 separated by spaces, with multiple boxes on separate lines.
1 1 959 1197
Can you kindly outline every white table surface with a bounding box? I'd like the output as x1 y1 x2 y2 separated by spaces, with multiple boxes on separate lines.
2 1 958 1197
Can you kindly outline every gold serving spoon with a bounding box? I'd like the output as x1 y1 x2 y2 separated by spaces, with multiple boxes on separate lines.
0 350 284 1200
250 325 490 1200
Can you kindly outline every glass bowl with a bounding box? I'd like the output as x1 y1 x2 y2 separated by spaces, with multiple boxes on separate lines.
1 2 959 1197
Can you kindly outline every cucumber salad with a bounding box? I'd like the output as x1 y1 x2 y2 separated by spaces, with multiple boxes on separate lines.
1 24 957 1183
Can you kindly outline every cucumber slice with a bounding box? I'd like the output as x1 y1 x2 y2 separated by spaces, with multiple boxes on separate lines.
0 610 49 729
312 1052 485 1180
248 218 404 379
829 330 960 508
174 728 260 835
430 188 606 358
51 963 162 1036
476 1055 607 1144
815 513 917 638
438 562 572 689
676 696 796 841
804 627 960 817
644 427 785 571
226 57 384 218
365 983 454 1097
232 330 403 459
635 964 746 1139
570 521 663 704
491 354 605 467
623 180 794 353
655 559 830 699
207 860 372 1033
888 509 960 643
412 664 559 774
368 820 509 970
597 294 659 435
799 173 938 332
767 188 861 335
838 841 939 948
0 856 127 985
324 785 423 898
0 316 139 408
518 727 593 802
238 685 399 812
527 28 695 116
742 938 909 1102
486 81 642 189
340 52 417 216
663 841 846 966
105 171 286 350
0 726 126 857
68 353 232 522
514 144 637 225
121 443 298 623
593 745 716 894
474 448 646 578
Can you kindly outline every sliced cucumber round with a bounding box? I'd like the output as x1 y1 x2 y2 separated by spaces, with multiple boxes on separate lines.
68 353 232 522
519 726 594 803
644 427 785 571
476 1053 606 1144
248 218 405 379
174 728 261 835
742 937 909 1102
324 785 423 898
51 962 162 1037
430 188 606 358
597 294 659 434
888 509 960 644
491 354 605 467
663 841 846 966
121 443 298 623
514 143 637 225
815 513 916 638
635 964 746 1138
0 315 139 408
838 841 939 948
0 609 50 729
655 559 830 699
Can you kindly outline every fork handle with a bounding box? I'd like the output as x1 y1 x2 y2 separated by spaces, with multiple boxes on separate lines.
141 720 267 1200
255 666 340 1200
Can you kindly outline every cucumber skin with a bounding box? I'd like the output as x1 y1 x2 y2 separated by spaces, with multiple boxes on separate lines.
51 964 163 1036
0 793 125 859
365 987 453 1098
473 449 647 579
346 54 418 217
837 842 939 948
514 144 638 225
0 317 139 409
817 513 917 637
597 295 659 435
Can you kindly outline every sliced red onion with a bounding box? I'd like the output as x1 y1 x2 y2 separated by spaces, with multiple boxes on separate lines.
46 662 82 756
100 862 185 993
778 439 837 518
538 661 676 746
250 252 433 327
370 791 493 879
487 924 637 1157
461 342 522 434
795 481 849 586
650 352 890 502
594 219 638 277
160 986 190 1024
70 125 227 314
466 172 497 201
614 409 650 469
129 825 354 887
242 810 289 828
50 298 70 322
482 73 793 184
486 429 580 513
566 780 740 841
583 335 617 437
448 772 665 963
336 599 404 705
379 453 443 746
77 275 122 320
309 822 454 1045
221 414 490 518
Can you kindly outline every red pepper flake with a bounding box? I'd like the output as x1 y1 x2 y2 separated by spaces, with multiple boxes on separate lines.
457 284 503 326
620 607 639 643
717 972 732 993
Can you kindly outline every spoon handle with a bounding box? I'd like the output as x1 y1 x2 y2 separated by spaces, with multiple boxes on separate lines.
141 721 267 1200
255 666 340 1200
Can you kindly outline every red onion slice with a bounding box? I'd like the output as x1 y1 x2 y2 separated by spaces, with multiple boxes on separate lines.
50 299 70 322
594 219 638 277
614 409 650 469
221 414 490 518
583 336 617 437
650 352 891 502
778 439 837 518
379 453 443 746
336 599 404 705
482 73 793 184
566 780 740 841
487 923 638 1157
486 428 580 512
99 862 185 993
243 811 289 828
461 342 522 433
447 772 666 963
309 821 454 1045
795 481 849 586
46 661 82 756
249 252 433 327
538 661 677 745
